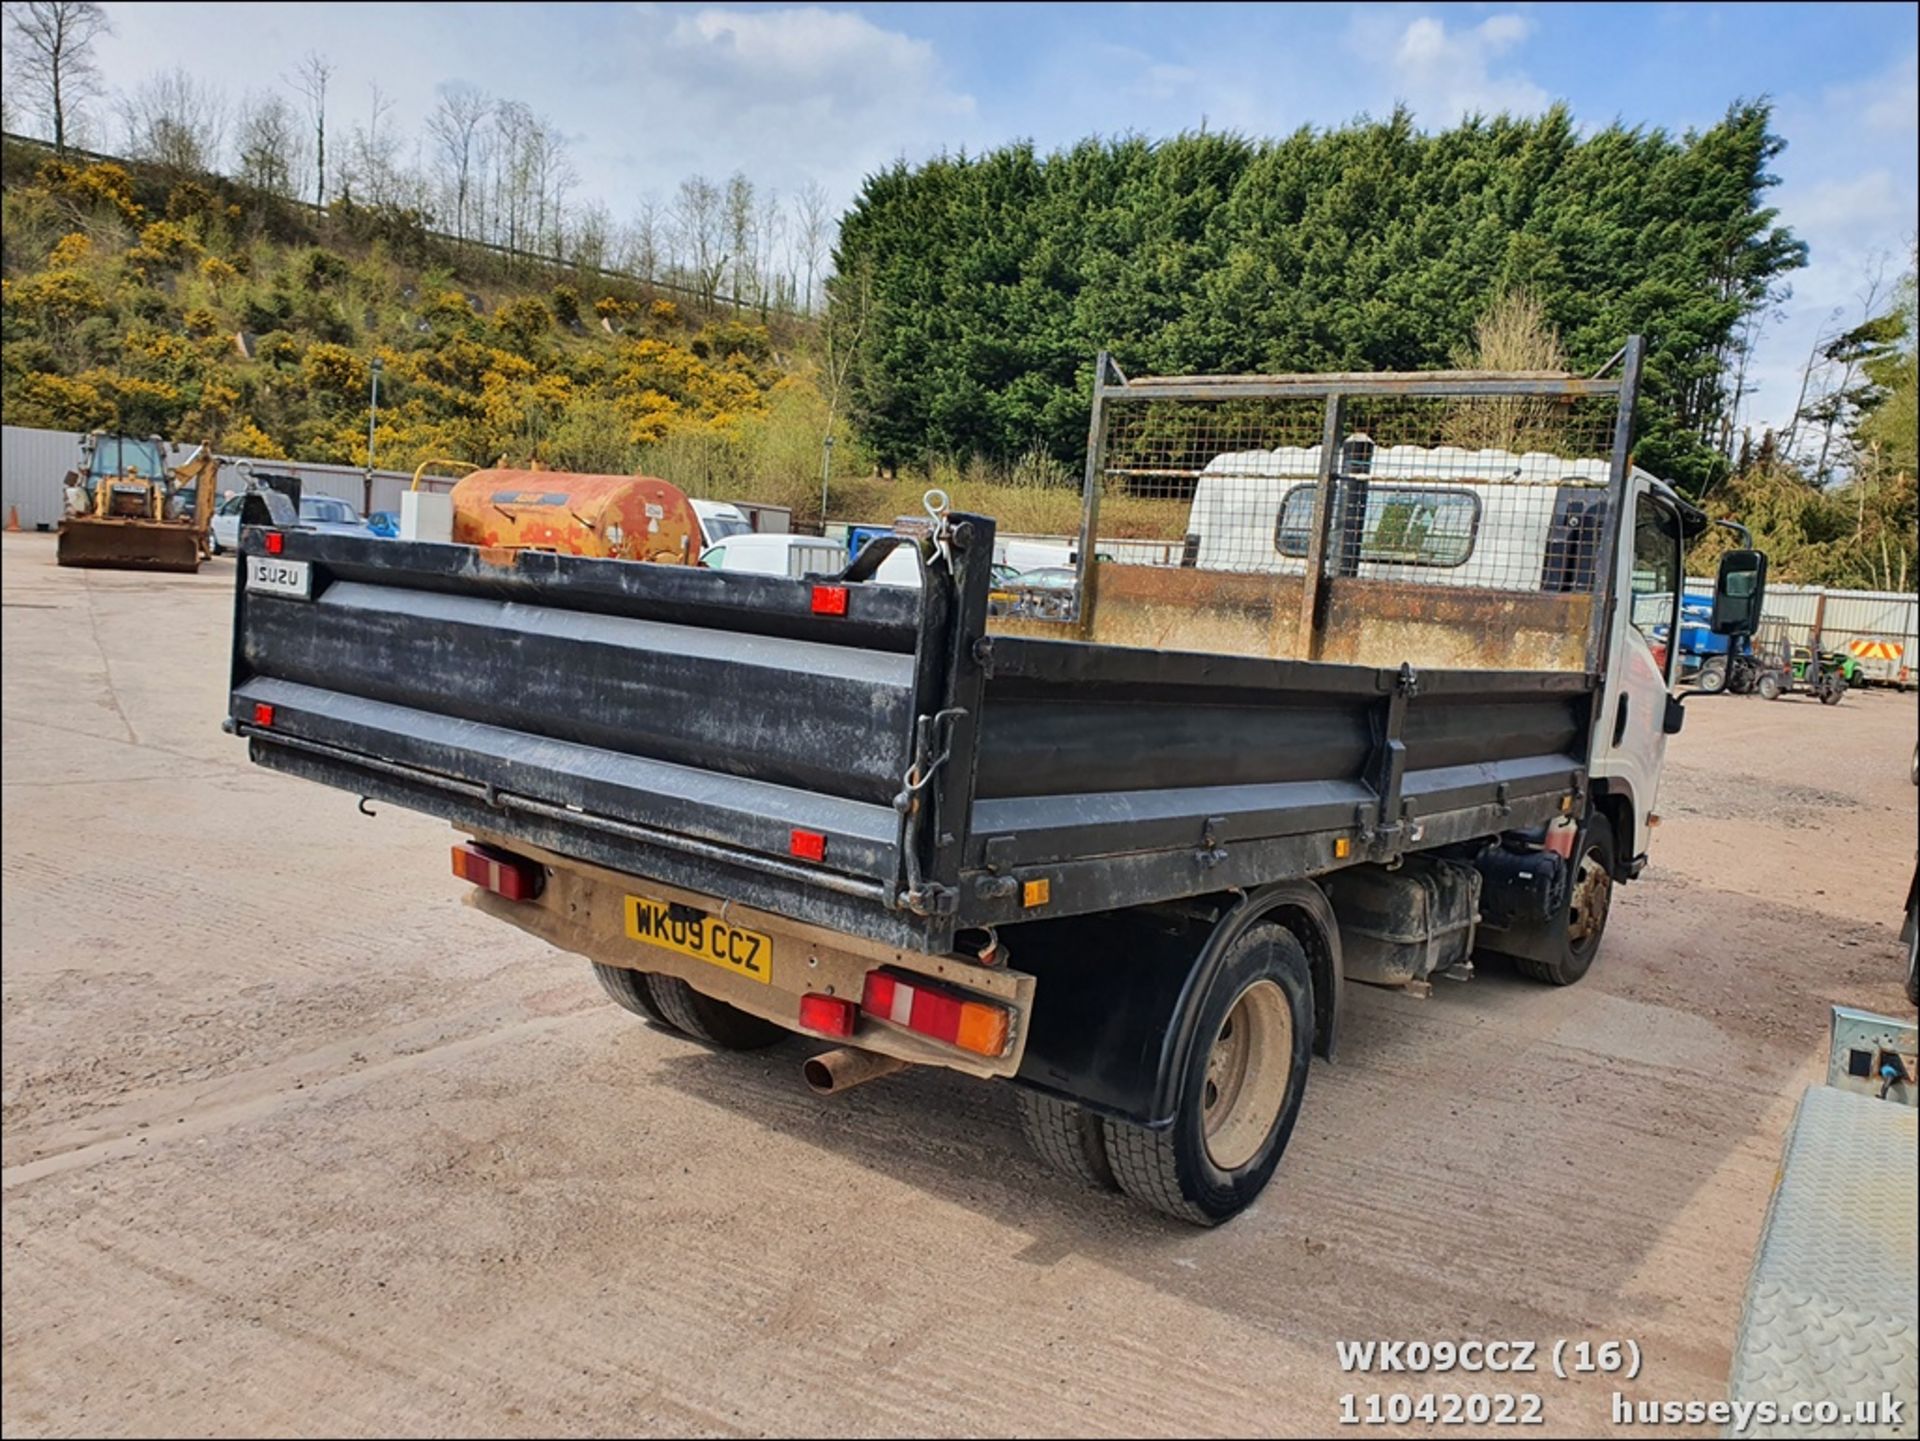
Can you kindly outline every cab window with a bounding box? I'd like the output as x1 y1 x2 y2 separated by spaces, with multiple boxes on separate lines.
1629 495 1681 647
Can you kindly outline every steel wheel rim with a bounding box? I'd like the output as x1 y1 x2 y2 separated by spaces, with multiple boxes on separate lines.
1202 979 1292 1171
1567 843 1612 950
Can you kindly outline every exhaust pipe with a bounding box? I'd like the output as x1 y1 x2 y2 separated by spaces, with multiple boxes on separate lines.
804 1047 910 1096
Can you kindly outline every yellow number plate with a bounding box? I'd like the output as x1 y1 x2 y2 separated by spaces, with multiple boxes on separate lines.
623 895 773 985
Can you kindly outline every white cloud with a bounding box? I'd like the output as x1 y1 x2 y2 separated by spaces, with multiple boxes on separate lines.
1737 52 1919 439
1828 51 1919 136
1378 13 1549 123
84 3 978 218
1788 171 1908 243
1140 63 1201 104
594 5 977 199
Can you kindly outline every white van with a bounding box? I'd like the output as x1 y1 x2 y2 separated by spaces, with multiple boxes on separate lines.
701 532 922 588
999 537 1076 573
690 499 753 548
1183 441 1610 593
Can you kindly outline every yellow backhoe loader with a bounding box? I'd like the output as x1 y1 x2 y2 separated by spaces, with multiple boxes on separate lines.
56 433 220 572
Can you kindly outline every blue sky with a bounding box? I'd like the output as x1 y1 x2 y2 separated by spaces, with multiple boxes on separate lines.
72 2 1920 436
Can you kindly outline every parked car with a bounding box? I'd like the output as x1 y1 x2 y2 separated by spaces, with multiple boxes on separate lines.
210 492 374 553
999 564 1080 620
702 531 920 586
208 494 245 554
367 510 401 538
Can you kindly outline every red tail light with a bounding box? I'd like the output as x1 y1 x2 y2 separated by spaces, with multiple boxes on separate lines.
861 970 1010 1057
264 531 285 555
798 992 858 1038
789 828 827 862
810 584 848 616
251 702 275 726
451 842 543 901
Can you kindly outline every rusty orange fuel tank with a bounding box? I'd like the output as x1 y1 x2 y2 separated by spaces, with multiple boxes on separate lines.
448 469 700 564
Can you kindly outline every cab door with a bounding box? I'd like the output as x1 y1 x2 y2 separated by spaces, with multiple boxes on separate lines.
1590 478 1683 861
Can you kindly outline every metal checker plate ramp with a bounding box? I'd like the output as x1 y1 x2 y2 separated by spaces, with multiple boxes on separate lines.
1725 1085 1918 1437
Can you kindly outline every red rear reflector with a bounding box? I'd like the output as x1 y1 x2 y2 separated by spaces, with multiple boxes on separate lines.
790 828 827 862
450 842 542 901
252 702 275 727
860 970 1010 1057
863 971 899 1019
811 584 848 616
798 992 858 1038
264 531 284 555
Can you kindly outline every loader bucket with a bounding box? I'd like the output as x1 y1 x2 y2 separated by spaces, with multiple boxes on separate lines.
56 520 203 573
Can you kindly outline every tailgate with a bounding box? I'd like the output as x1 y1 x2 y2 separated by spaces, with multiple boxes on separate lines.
227 531 974 950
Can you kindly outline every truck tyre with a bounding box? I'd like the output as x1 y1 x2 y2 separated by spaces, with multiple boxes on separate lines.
1100 925 1313 1226
1515 812 1616 987
643 974 785 1050
1696 657 1727 694
591 962 670 1024
1757 672 1782 700
1016 1090 1117 1191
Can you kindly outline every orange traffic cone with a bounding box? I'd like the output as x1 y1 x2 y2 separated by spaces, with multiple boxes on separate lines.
5 505 19 532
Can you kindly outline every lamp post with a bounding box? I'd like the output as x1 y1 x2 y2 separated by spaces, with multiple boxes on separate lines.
364 355 384 513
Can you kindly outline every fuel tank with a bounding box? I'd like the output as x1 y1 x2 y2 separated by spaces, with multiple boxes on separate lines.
448 469 700 564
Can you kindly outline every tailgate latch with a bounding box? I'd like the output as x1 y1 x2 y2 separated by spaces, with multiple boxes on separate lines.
896 707 966 915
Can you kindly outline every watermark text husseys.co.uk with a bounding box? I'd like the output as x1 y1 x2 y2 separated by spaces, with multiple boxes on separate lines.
1612 1391 1905 1432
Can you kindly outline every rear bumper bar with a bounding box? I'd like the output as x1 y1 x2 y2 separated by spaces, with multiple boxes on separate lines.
467 834 1036 1079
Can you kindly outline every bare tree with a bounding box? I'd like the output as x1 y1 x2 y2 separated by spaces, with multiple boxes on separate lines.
291 50 332 206
754 185 787 313
343 81 400 204
5 1 111 153
120 67 227 171
794 179 832 316
491 99 535 254
1791 261 1896 484
724 171 755 307
426 82 490 240
569 199 609 273
538 125 576 263
625 196 664 281
234 91 306 198
673 174 727 306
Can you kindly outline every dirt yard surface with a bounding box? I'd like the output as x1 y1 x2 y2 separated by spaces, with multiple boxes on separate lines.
4 529 1915 1438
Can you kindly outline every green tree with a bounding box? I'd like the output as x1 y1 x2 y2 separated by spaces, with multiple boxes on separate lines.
832 104 1806 498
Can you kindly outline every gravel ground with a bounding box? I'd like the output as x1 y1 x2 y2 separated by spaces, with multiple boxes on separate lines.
4 530 1915 1437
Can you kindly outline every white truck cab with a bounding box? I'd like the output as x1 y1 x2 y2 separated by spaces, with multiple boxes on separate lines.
1589 471 1691 866
689 499 753 548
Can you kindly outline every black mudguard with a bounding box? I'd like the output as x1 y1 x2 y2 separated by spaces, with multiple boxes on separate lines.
1008 881 1340 1127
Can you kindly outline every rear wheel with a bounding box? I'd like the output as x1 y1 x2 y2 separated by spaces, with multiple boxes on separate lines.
1100 925 1313 1225
1696 657 1728 694
1757 672 1783 700
592 962 669 1024
1515 813 1615 986
1016 1091 1117 1191
644 974 786 1050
